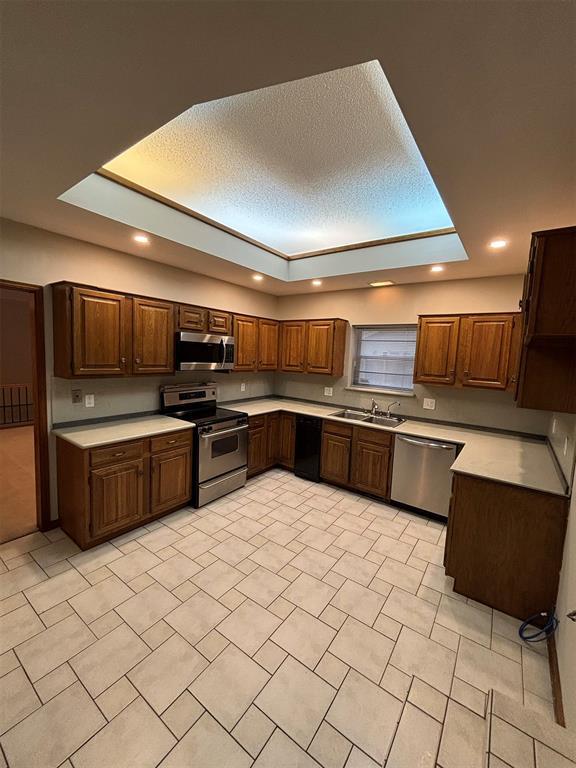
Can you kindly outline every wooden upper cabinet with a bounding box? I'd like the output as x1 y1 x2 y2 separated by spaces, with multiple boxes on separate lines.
280 321 307 372
258 319 279 370
234 315 259 371
132 297 175 374
208 310 232 335
306 321 335 374
90 458 145 539
178 305 207 331
71 287 131 376
458 314 514 389
414 316 460 385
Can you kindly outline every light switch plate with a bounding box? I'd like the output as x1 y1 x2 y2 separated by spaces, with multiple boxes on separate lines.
240 382 246 392
324 387 333 396
423 398 436 410
85 394 95 408
71 389 82 404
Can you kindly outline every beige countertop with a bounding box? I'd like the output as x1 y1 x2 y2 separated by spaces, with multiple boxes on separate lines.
226 398 568 497
52 415 194 449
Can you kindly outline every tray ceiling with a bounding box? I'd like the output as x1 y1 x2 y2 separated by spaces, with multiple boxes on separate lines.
101 61 454 258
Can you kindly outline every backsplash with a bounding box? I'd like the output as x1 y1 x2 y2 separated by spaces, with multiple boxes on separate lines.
51 372 275 425
273 373 552 436
548 412 576 487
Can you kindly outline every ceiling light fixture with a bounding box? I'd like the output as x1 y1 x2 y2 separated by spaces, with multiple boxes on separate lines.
312 279 322 287
369 281 395 287
133 233 150 244
252 274 264 282
430 265 444 273
489 239 508 249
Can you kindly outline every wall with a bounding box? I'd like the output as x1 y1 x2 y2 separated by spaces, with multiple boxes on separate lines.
0 289 34 385
275 276 550 435
548 412 576 489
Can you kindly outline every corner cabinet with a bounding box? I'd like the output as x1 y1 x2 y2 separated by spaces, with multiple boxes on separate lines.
280 321 307 372
247 411 296 476
56 429 193 549
258 319 279 371
234 315 259 371
414 312 520 391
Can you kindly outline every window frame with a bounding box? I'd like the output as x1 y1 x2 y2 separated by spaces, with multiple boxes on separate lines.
348 323 417 396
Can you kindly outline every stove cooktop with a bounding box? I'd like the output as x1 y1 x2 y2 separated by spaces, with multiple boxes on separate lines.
166 406 248 426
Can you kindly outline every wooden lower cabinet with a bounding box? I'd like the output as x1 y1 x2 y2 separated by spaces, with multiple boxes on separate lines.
320 423 351 485
445 473 569 621
248 412 296 476
350 427 393 499
89 459 145 539
56 430 192 549
151 446 191 515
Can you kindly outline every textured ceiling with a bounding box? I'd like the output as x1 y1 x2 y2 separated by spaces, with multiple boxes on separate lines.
102 61 453 257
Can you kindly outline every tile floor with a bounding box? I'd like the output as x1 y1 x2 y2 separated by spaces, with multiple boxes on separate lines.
0 469 560 768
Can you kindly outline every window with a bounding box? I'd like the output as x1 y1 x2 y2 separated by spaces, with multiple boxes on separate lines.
351 325 417 392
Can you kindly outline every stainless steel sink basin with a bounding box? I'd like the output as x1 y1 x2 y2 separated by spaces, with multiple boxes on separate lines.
330 410 370 422
365 415 406 427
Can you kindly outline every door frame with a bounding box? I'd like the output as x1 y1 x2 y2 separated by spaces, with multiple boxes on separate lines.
0 279 51 531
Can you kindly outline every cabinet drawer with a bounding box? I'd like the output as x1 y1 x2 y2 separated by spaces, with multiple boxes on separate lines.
354 426 393 447
150 430 192 453
323 420 353 438
249 415 267 429
90 440 145 467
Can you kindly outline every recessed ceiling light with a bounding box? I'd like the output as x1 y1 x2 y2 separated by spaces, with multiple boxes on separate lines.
489 239 508 249
252 274 264 282
369 280 395 287
312 279 322 287
133 233 150 244
430 265 444 273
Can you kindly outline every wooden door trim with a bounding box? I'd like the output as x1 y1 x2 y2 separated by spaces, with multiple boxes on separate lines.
0 280 51 532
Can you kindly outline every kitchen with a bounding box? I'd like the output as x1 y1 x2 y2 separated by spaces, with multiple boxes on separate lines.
0 2 575 768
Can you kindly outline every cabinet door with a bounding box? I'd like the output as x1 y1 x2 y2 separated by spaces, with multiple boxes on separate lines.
350 437 391 498
178 305 207 331
321 431 351 485
266 413 280 466
258 319 279 370
208 310 232 335
150 447 191 515
458 314 514 389
234 315 259 371
413 316 460 385
247 425 267 476
306 320 334 374
133 297 175 374
90 459 144 539
280 321 307 372
72 287 131 375
278 413 296 469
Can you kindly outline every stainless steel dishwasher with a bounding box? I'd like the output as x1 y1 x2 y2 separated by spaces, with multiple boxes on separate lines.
391 435 458 518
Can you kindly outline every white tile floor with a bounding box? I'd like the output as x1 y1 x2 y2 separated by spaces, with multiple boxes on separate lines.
0 469 560 768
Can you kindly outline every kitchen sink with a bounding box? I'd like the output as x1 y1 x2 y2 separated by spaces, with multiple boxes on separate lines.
330 409 371 422
365 415 405 427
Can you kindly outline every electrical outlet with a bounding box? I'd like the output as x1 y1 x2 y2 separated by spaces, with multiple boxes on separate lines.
324 387 333 397
423 398 436 410
85 394 95 408
71 389 82 404
564 437 569 456
240 382 246 392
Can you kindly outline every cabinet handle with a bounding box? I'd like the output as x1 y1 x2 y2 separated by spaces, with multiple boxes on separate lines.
518 299 523 309
113 452 125 457
120 357 126 364
135 358 141 364
167 439 176 444
463 370 469 377
510 375 517 384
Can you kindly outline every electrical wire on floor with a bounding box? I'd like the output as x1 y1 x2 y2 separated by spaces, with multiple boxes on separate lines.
519 608 558 643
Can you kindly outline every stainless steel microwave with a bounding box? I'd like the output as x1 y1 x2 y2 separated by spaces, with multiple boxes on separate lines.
175 331 235 371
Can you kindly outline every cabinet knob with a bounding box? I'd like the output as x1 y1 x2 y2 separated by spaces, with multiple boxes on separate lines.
463 370 470 377
120 357 126 364
135 358 141 364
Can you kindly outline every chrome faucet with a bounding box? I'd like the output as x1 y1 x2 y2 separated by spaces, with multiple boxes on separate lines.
386 401 401 418
370 398 380 415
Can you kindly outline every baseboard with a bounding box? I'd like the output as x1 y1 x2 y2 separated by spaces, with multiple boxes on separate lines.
547 633 566 727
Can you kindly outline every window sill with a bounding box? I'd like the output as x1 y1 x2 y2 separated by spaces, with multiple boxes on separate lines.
344 385 416 398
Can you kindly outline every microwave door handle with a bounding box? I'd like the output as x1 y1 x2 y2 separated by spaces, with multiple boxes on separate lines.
219 338 225 367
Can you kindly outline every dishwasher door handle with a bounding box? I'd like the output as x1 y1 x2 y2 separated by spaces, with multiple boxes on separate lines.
396 436 456 451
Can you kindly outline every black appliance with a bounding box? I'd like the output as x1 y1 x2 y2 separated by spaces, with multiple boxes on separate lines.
160 384 248 507
294 415 322 482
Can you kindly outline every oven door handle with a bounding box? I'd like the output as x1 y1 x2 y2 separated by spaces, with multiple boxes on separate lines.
200 425 248 439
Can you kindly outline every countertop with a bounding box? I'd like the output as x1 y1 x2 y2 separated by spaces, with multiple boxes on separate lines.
226 398 569 497
52 399 568 497
52 415 194 449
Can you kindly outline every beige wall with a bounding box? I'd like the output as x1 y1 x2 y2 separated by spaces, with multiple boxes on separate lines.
277 274 524 322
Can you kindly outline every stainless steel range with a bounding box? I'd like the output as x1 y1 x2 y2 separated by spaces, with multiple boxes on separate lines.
160 384 248 507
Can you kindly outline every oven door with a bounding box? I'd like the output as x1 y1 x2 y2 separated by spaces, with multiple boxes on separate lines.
175 331 234 371
197 422 248 482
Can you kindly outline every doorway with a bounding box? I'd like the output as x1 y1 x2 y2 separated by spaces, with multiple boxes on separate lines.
0 280 50 542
